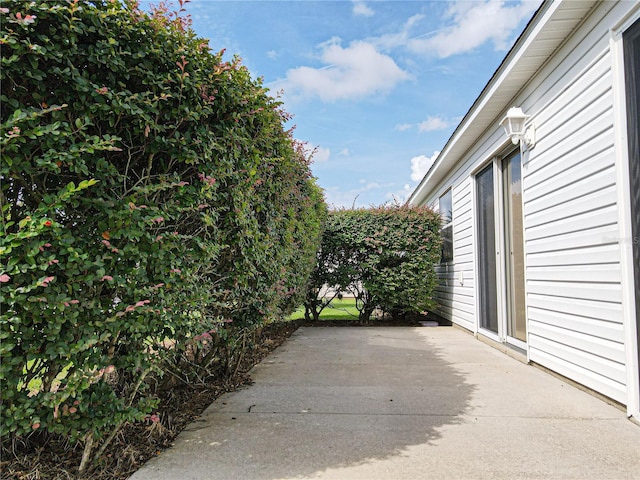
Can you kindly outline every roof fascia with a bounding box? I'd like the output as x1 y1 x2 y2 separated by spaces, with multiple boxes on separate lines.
408 0 562 206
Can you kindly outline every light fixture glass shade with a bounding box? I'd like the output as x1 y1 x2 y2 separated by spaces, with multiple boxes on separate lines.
500 107 529 145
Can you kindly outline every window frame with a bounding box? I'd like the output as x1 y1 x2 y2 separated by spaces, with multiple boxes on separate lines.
439 188 453 264
623 14 640 410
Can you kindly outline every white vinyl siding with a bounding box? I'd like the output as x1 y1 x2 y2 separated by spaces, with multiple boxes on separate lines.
520 2 628 403
432 179 475 331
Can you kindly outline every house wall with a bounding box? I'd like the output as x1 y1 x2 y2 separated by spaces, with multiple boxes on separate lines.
424 1 638 405
520 1 631 404
432 179 476 331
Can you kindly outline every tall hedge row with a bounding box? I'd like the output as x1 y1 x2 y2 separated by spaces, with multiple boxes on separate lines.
0 0 325 468
305 205 442 321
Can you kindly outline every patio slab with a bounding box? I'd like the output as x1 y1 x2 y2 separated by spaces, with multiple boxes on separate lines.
129 326 640 480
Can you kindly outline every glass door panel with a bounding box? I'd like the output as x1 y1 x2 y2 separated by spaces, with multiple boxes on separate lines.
623 17 640 391
503 152 527 342
476 164 498 333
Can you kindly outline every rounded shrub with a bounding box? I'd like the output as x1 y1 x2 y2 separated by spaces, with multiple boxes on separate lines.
305 204 441 321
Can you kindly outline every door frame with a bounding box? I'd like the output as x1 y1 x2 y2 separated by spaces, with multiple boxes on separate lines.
611 5 640 419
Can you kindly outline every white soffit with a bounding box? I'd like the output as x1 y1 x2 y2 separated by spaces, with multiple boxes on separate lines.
408 0 598 206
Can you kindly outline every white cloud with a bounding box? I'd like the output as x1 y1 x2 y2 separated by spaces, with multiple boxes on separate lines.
371 14 425 51
339 148 350 156
395 116 454 132
410 151 440 182
266 50 279 59
323 181 394 209
418 116 452 132
312 146 331 163
385 183 415 204
395 123 413 132
408 0 540 58
282 39 410 102
323 187 363 209
352 1 374 17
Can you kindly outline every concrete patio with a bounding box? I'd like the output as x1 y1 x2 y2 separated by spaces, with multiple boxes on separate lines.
130 326 640 480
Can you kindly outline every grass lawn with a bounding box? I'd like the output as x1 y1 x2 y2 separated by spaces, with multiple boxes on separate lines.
288 297 360 321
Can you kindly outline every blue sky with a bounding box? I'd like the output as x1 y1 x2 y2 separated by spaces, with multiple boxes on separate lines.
143 0 541 208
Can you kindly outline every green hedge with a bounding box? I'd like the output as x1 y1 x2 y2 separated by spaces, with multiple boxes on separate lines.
0 0 325 469
305 204 441 321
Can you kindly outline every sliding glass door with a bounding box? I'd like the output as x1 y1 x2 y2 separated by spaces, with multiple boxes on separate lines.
476 152 526 344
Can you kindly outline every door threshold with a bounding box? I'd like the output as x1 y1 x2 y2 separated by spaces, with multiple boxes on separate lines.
475 332 528 364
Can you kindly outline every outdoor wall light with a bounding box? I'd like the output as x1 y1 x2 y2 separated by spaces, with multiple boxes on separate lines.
500 107 536 149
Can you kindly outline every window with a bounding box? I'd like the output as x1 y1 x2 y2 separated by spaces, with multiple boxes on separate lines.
439 189 453 263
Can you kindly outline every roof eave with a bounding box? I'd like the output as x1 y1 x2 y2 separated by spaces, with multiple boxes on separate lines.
408 0 598 206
